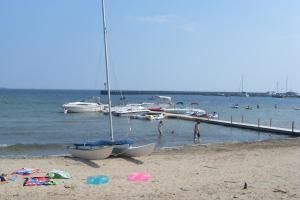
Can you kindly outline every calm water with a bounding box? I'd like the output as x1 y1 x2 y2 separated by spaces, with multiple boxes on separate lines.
0 89 299 156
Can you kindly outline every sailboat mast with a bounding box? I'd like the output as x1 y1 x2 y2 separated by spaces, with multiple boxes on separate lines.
101 0 114 141
241 75 244 92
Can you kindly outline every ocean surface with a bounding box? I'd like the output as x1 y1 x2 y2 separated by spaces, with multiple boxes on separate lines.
0 89 299 157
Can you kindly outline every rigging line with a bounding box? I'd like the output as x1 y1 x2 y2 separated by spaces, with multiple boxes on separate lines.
105 30 124 100
94 43 105 93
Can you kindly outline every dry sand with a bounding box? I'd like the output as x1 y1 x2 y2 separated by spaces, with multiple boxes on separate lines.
1 138 300 200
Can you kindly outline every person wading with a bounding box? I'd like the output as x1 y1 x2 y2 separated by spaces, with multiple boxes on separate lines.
194 121 200 143
158 120 163 136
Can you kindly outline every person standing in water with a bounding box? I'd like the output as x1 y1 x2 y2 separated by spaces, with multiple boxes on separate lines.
158 120 163 136
194 121 200 143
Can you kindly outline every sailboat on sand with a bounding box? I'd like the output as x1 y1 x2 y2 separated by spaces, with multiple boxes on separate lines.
69 0 155 160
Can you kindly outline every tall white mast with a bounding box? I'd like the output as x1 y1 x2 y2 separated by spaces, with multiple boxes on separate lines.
101 0 114 141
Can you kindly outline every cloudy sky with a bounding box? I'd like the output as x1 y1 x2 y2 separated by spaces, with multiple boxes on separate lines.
1 0 300 92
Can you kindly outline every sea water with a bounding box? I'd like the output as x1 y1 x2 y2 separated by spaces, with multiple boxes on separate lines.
0 89 299 156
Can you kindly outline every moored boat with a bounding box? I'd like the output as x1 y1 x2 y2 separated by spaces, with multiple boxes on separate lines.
63 96 107 113
130 113 165 120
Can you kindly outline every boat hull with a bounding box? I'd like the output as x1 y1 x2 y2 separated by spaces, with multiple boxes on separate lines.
112 110 149 117
165 108 206 116
130 113 165 120
113 143 156 157
69 146 113 160
63 106 102 113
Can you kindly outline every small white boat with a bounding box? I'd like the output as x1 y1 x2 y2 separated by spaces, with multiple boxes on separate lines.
112 143 156 157
108 104 150 116
208 112 219 119
165 108 206 116
231 104 239 109
69 146 113 160
130 113 165 120
245 106 252 110
295 108 300 110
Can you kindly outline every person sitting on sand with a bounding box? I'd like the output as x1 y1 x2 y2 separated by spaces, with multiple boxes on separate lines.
194 121 200 143
158 120 163 136
0 174 7 182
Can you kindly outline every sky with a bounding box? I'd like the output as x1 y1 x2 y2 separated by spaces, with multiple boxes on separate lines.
0 0 300 92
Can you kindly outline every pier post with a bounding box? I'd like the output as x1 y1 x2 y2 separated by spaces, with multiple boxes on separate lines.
258 118 260 128
241 115 244 123
270 118 272 127
230 116 232 126
292 121 294 133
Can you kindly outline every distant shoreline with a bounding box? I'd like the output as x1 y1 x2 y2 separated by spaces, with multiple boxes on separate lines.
1 88 299 97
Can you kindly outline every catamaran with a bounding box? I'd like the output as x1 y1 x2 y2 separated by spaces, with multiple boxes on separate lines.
69 0 155 160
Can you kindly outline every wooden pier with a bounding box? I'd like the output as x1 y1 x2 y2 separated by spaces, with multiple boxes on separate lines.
163 113 300 137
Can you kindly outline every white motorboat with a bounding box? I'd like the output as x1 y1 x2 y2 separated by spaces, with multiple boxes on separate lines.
103 104 150 116
113 108 150 117
164 108 206 116
62 97 107 113
163 101 206 116
63 102 107 113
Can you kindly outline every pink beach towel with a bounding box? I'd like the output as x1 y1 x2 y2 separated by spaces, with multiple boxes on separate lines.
127 172 150 182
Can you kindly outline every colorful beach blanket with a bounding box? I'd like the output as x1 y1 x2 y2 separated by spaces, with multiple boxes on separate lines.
23 177 58 186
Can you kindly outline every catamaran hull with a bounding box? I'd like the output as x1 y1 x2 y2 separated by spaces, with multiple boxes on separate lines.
69 146 113 160
113 143 156 157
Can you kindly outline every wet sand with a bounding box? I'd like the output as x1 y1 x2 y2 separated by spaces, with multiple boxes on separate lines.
0 138 300 200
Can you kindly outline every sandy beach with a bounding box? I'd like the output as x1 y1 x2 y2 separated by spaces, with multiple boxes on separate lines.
0 138 300 200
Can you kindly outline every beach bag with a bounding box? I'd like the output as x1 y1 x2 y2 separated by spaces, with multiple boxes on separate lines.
47 169 71 179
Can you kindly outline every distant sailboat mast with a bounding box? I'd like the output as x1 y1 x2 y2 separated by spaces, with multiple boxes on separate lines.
241 75 244 93
101 0 114 141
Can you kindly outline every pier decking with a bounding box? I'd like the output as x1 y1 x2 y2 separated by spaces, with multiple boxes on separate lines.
163 113 300 136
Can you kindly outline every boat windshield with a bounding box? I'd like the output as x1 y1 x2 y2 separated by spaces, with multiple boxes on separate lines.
82 96 101 103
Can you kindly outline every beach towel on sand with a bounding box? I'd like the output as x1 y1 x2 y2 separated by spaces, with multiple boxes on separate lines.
23 177 58 186
127 172 150 182
46 169 71 179
12 168 40 176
